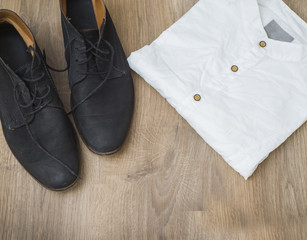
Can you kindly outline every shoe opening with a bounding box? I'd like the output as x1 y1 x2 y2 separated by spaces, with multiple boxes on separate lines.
0 10 35 50
60 0 106 32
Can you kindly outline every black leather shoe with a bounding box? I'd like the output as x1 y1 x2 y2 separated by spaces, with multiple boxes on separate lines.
0 10 80 191
60 0 134 155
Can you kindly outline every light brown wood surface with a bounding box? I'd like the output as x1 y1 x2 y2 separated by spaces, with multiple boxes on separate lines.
0 0 306 239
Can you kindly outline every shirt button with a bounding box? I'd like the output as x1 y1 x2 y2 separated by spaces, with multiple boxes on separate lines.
194 94 201 101
231 65 239 72
259 41 267 48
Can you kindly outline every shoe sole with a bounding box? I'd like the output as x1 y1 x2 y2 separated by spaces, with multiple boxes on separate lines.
73 118 122 156
84 139 122 156
37 174 79 192
16 163 80 192
10 151 80 191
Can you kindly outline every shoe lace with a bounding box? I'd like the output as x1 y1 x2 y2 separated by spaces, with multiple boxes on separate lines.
14 46 51 116
68 38 115 114
13 46 81 180
45 37 116 114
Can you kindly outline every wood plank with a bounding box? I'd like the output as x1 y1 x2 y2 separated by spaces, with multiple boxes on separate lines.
0 0 306 239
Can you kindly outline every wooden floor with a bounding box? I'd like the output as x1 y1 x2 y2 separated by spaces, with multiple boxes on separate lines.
0 0 307 239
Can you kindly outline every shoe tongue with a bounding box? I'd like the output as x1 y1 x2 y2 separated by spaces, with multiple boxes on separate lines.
80 29 99 44
13 48 34 77
14 54 46 98
14 63 31 77
80 29 100 73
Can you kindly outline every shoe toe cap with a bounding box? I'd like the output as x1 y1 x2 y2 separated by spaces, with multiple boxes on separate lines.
46 168 78 190
28 157 79 191
77 114 129 154
72 74 134 155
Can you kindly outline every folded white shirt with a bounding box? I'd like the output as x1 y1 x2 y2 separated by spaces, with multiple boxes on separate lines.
128 0 307 179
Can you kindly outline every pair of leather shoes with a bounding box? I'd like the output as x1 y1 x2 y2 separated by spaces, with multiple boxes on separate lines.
0 0 134 191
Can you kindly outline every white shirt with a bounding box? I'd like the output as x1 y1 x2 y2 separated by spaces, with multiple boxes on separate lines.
128 0 307 179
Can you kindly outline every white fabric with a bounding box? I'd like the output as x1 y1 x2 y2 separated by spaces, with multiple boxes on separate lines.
128 0 307 179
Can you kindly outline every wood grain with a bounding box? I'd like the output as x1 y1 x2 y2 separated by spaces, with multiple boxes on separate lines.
0 0 306 239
